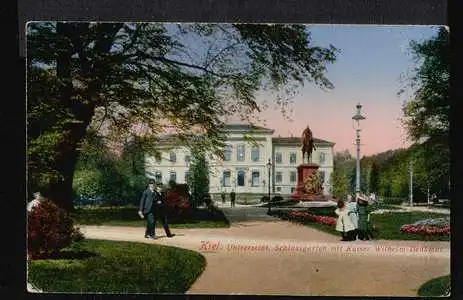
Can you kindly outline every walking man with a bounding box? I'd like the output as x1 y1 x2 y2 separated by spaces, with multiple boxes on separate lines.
230 190 236 207
138 180 175 239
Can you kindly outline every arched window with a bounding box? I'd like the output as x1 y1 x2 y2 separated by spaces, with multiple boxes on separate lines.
237 169 245 186
251 146 260 162
251 171 260 186
223 144 232 161
169 151 177 162
236 144 245 162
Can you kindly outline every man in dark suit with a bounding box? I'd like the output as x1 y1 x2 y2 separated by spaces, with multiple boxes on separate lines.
138 180 175 239
230 190 236 207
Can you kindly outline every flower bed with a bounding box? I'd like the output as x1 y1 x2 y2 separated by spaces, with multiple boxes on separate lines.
400 217 450 236
285 211 337 226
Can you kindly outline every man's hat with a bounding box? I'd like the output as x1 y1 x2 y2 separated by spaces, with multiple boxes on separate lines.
148 179 156 185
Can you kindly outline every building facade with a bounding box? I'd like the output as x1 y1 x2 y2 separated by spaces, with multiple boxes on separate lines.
145 124 334 198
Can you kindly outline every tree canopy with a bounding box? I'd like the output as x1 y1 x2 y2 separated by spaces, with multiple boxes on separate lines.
27 22 338 210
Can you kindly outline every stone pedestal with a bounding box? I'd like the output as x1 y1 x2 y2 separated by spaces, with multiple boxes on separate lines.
290 163 332 202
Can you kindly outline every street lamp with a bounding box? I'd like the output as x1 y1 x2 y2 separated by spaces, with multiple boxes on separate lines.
352 103 366 198
267 158 272 214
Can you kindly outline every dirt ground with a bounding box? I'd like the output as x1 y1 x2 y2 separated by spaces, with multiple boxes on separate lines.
79 221 450 296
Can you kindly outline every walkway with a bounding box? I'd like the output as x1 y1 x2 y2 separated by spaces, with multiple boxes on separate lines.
79 221 450 296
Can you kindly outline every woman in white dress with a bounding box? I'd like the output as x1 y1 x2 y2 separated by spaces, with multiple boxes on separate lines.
335 199 356 241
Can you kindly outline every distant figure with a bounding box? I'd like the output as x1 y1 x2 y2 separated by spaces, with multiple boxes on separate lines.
301 125 316 164
221 191 226 204
230 190 236 207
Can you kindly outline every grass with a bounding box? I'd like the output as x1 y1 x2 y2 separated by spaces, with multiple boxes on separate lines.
272 209 450 241
71 205 230 228
417 275 450 296
28 239 206 293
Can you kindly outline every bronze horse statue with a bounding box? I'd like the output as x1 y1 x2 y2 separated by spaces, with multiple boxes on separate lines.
301 126 316 164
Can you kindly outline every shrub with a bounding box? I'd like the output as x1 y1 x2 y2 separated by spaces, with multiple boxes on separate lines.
261 196 270 202
165 189 192 219
272 195 284 202
28 199 83 259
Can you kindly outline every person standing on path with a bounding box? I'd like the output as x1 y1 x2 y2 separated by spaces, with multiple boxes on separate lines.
138 180 175 239
335 199 356 241
221 191 226 204
357 194 372 240
230 190 236 207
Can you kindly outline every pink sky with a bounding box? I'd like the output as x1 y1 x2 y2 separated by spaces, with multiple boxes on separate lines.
250 87 412 157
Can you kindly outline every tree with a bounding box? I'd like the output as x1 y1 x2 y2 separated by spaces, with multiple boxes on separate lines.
187 146 210 208
331 150 355 197
400 27 450 198
369 162 380 193
27 22 338 211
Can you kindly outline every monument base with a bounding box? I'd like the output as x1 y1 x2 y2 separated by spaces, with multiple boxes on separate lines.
290 163 332 202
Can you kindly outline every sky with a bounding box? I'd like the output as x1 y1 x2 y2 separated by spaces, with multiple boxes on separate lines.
231 25 440 156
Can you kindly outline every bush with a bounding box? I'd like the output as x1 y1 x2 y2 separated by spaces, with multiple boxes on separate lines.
165 187 192 219
28 199 83 259
272 195 284 202
261 195 270 202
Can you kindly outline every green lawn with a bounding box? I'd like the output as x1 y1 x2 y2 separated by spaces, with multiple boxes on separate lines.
272 209 450 241
418 275 450 296
72 205 230 228
28 239 206 293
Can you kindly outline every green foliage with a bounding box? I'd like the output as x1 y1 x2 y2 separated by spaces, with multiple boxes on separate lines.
399 27 450 198
187 147 210 208
417 275 450 297
28 239 206 293
27 22 338 210
331 150 355 197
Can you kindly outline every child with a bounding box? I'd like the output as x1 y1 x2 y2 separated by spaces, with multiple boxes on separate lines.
346 196 359 241
335 199 356 241
357 194 372 240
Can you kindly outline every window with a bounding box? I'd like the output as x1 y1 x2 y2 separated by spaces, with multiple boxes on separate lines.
319 171 325 184
169 151 177 162
237 169 245 186
184 171 190 183
251 146 260 162
275 152 282 164
319 152 326 164
223 144 232 161
290 171 297 183
237 144 245 161
155 171 162 183
184 155 191 165
275 171 282 183
169 171 177 182
155 155 162 164
251 171 260 186
276 187 281 192
222 171 231 186
291 187 296 193
289 152 297 164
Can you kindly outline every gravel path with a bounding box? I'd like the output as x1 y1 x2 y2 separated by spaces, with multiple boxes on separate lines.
79 221 450 296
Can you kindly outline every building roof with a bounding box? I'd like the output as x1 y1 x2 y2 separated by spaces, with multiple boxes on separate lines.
272 136 335 146
220 123 274 134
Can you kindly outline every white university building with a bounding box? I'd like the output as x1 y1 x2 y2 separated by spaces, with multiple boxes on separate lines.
145 124 334 201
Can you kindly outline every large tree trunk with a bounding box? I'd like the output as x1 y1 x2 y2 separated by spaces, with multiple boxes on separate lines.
46 23 121 211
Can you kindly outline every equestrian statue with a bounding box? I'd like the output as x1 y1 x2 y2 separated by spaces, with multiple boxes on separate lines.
301 125 316 164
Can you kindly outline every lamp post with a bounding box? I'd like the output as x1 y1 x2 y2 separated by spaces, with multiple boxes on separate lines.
267 158 272 214
352 103 366 198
